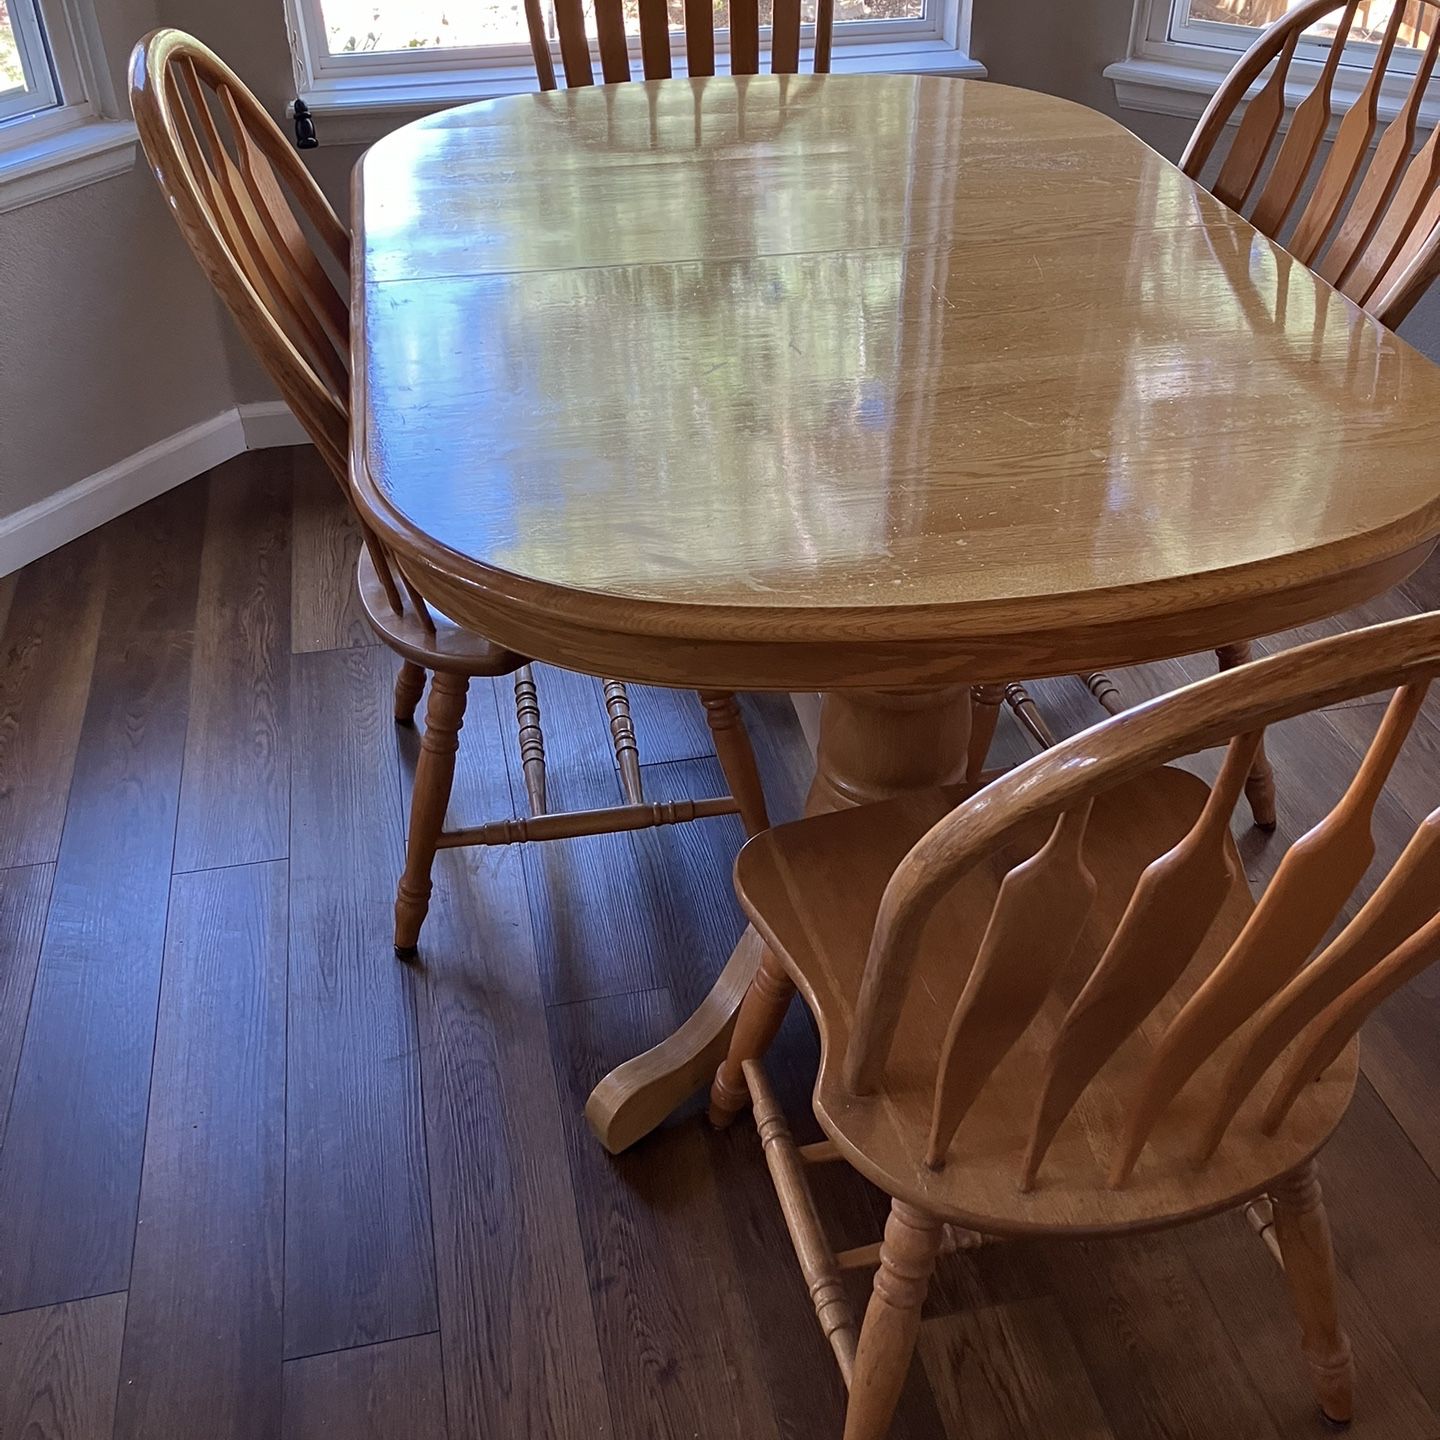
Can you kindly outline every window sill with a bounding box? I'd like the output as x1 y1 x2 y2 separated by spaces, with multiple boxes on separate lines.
1106 53 1440 134
0 116 138 214
296 42 986 146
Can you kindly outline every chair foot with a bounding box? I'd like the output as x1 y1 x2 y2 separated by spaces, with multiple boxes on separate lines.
394 943 419 962
393 670 469 956
1216 642 1278 829
707 946 794 1127
1246 757 1278 831
394 661 426 726
1272 1161 1354 1426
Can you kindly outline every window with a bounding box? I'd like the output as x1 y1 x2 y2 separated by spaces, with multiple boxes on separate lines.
1 0 60 122
303 0 933 66
1109 0 1440 124
285 0 980 141
0 0 135 212
1163 0 1437 58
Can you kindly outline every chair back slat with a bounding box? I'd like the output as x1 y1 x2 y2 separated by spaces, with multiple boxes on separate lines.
1212 28 1302 210
731 0 762 76
925 805 1097 1169
130 28 408 618
1248 2 1358 237
551 0 596 87
1318 21 1440 286
525 0 559 90
1184 0 1440 328
772 0 803 75
1020 732 1259 1190
815 0 835 73
195 81 351 402
224 95 349 348
1346 122 1440 304
1263 905 1440 1132
842 615 1440 1191
685 0 716 76
1199 803 1440 1160
594 0 633 83
1289 0 1407 265
523 0 832 87
638 0 673 79
1110 682 1427 1186
1369 177 1440 321
164 64 349 410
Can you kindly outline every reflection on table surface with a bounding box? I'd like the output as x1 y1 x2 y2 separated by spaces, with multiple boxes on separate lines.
357 75 1440 612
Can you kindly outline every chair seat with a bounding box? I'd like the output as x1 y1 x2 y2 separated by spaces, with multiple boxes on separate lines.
735 765 1359 1236
357 546 526 676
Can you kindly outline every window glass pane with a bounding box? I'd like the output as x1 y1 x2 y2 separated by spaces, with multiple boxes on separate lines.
1 0 33 97
314 0 924 57
1176 0 1438 48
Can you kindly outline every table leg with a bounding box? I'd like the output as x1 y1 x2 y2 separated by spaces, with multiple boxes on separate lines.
583 685 971 1154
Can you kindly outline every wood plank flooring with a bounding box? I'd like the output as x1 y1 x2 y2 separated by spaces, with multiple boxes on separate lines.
2 446 1440 1438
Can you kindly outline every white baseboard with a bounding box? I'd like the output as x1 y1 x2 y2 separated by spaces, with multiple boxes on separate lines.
0 401 306 577
238 398 309 450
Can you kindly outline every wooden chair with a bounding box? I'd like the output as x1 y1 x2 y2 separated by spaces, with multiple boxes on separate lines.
970 0 1440 828
129 28 771 957
717 611 1440 1438
523 0 836 90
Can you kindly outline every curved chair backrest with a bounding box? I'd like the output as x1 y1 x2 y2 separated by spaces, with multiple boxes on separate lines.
1183 0 1440 327
843 611 1440 1189
129 28 405 614
523 0 835 90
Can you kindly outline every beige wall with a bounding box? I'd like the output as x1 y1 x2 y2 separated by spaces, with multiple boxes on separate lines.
0 0 240 517
4 0 1440 524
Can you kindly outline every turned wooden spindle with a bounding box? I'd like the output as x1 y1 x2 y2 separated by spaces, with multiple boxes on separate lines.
1082 671 1124 715
393 660 426 725
394 670 469 957
700 690 771 836
513 665 547 816
843 1202 946 1440
604 679 644 803
745 1059 858 1384
1270 1163 1354 1424
1004 682 1056 749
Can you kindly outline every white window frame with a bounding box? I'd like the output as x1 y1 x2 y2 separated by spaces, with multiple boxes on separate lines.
0 0 136 212
1106 0 1440 131
283 0 983 145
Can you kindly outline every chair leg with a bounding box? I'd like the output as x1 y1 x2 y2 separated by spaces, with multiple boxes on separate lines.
1271 1161 1354 1425
708 946 794 1127
700 691 770 836
513 665 547 816
843 1201 946 1440
966 684 1006 786
394 670 469 959
1216 642 1277 830
604 679 644 803
394 661 426 726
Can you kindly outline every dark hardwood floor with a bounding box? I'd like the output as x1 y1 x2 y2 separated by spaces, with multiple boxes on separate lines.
2 446 1440 1439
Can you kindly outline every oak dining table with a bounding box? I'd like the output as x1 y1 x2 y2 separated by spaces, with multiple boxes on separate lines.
349 72 1440 1154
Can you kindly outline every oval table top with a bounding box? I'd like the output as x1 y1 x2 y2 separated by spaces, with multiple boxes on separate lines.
351 73 1440 689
